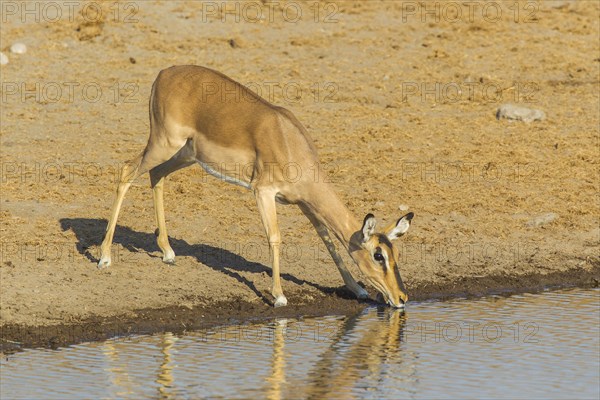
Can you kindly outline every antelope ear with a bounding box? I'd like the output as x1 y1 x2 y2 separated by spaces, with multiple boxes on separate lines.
361 213 377 242
387 212 414 241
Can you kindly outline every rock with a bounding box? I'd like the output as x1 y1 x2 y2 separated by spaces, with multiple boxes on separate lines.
76 21 104 41
10 43 27 54
448 211 468 224
229 37 247 48
496 104 546 123
546 0 573 9
527 213 558 227
0 52 8 65
398 204 409 211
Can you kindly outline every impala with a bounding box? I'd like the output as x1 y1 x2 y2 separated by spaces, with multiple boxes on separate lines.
98 65 414 308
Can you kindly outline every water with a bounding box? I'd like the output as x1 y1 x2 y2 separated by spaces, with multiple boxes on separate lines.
1 288 599 400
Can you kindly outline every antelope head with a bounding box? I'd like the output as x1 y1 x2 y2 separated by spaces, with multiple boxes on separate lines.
349 212 414 308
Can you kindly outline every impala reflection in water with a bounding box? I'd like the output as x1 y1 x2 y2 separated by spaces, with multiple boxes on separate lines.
1 288 599 400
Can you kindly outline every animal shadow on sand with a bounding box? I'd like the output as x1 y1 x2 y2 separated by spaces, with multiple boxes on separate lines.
59 218 353 305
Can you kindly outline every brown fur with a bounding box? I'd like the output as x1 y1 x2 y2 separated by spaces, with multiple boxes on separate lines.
99 65 412 307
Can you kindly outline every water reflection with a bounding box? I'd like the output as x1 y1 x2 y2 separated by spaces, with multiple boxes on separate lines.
103 341 134 398
156 332 177 399
1 288 598 400
266 319 286 400
304 307 411 399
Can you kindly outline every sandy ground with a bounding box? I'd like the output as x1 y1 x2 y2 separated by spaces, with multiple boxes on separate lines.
1 1 599 348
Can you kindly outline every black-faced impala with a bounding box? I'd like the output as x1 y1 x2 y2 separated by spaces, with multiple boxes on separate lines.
99 65 414 308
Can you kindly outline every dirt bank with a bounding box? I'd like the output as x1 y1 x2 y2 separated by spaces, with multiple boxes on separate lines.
2 267 598 352
1 1 599 350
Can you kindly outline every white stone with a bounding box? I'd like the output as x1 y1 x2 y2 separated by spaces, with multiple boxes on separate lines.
10 43 27 54
0 52 8 65
497 104 546 123
527 213 558 227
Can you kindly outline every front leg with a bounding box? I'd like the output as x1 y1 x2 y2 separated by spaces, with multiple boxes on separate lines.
317 227 369 300
299 206 369 299
255 188 287 307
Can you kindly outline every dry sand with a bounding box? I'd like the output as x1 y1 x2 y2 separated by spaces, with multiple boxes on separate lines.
0 0 598 349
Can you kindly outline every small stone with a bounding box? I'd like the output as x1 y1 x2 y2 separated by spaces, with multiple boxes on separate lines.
526 213 558 227
10 43 27 54
448 211 468 224
228 37 247 49
398 204 409 211
76 21 104 41
497 104 546 123
546 0 573 9
0 52 8 65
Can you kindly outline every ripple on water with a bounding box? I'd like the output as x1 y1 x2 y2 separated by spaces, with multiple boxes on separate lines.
1 288 599 400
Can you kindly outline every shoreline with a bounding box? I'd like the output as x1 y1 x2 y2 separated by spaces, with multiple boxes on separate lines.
1 0 598 359
2 265 598 353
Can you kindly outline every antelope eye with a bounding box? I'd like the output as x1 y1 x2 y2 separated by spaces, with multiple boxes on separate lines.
374 252 385 262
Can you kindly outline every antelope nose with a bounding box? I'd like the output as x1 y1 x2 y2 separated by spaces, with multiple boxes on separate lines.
391 298 405 309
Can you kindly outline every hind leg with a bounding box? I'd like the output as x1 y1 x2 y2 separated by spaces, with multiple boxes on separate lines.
98 139 187 269
150 151 195 265
98 152 144 268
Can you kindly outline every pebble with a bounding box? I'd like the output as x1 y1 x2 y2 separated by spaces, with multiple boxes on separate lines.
449 211 468 224
496 104 546 123
526 213 558 227
0 52 7 65
229 38 247 49
10 42 27 54
546 0 573 9
398 204 409 211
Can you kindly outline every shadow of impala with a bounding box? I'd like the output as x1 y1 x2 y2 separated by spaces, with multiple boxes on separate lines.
59 218 345 305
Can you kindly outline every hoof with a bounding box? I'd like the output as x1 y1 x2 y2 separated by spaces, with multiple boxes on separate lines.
162 249 176 265
162 257 176 265
97 257 111 269
355 287 369 299
274 295 288 308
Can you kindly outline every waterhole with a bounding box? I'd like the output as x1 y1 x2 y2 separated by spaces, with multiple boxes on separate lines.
2 288 598 399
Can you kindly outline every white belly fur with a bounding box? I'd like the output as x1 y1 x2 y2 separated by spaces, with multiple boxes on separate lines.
196 159 252 189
